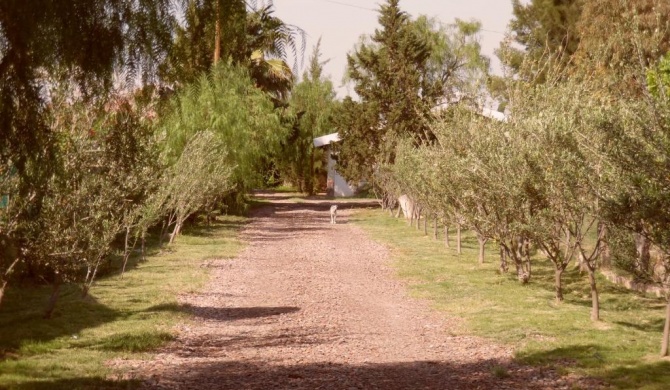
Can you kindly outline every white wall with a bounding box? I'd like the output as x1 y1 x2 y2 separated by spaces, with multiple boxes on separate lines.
327 152 355 197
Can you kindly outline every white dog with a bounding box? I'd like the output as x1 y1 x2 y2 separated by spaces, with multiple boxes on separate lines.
330 205 338 224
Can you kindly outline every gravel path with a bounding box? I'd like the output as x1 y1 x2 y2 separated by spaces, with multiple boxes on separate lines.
128 193 601 389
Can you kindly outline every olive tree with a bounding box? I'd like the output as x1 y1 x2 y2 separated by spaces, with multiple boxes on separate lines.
23 92 161 316
162 131 234 243
161 63 284 212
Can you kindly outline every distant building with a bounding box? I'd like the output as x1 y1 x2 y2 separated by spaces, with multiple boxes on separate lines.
313 132 356 197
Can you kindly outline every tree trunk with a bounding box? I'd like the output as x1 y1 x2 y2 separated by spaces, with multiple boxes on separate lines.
141 232 146 261
83 266 92 290
662 297 670 356
599 223 611 270
416 210 421 231
213 0 221 64
635 232 651 274
0 257 20 307
44 274 62 319
82 255 103 298
159 219 167 247
170 220 182 244
499 244 508 273
433 215 438 240
309 145 315 196
522 238 532 282
122 234 139 278
0 280 7 307
555 267 564 302
587 268 600 321
477 234 487 264
122 226 130 259
456 224 462 254
444 225 450 248
409 208 414 227
423 213 427 235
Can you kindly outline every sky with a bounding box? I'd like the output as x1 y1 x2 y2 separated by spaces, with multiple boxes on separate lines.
273 0 514 99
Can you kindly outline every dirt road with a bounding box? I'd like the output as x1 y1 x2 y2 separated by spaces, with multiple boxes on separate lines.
132 193 596 389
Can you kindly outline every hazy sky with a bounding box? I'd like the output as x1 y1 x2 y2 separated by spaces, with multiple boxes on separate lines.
273 0 514 98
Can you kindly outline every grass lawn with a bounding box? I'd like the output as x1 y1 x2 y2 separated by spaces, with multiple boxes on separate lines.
0 215 247 390
352 208 670 390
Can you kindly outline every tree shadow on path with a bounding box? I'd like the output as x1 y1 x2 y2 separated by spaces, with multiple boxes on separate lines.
141 358 595 390
145 303 300 322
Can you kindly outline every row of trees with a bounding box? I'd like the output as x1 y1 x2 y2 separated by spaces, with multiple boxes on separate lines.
0 1 338 315
335 0 670 356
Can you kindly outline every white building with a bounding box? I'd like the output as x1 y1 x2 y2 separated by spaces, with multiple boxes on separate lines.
313 132 356 197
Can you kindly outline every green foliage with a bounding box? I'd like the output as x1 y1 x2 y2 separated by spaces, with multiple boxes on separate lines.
355 209 670 389
608 226 639 276
505 0 581 73
345 0 436 152
19 93 162 294
575 0 670 94
595 71 670 283
332 98 381 183
93 332 174 352
0 214 246 388
0 0 174 305
246 2 305 102
338 0 489 185
277 40 337 194
160 131 235 242
367 2 670 352
413 16 490 101
161 63 284 196
162 0 304 101
0 0 174 178
647 52 670 98
490 365 510 379
492 0 582 104
161 0 248 85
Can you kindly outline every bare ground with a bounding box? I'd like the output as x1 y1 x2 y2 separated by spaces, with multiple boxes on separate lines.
119 193 602 389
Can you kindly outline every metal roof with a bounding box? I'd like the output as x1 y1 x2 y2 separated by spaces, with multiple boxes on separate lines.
313 132 341 147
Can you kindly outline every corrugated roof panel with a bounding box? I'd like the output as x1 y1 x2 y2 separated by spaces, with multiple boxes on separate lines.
313 132 340 147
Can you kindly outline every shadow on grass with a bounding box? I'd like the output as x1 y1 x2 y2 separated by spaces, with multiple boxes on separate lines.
614 319 665 332
518 344 670 389
511 257 667 314
9 377 143 390
182 218 249 238
0 212 246 353
0 284 122 351
145 303 300 321
516 343 609 368
601 359 670 389
71 331 175 353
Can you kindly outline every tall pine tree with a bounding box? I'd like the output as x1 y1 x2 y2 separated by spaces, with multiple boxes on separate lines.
339 0 437 181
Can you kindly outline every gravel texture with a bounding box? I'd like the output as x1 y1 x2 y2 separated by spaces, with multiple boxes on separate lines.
120 193 603 389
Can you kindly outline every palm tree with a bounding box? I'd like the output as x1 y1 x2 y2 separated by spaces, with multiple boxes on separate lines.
168 0 304 102
244 1 305 102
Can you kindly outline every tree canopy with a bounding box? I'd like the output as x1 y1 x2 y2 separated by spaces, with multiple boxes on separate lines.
336 0 489 183
0 0 173 183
